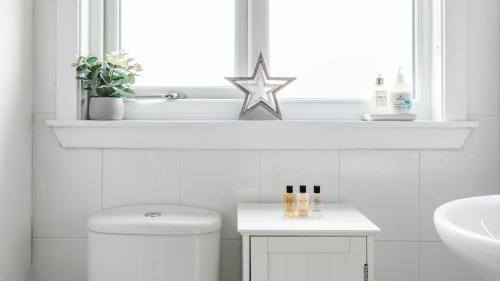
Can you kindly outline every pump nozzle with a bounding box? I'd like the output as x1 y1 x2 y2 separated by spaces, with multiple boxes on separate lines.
397 67 405 82
391 67 410 95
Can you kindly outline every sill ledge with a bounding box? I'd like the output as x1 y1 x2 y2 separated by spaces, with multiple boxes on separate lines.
46 120 478 150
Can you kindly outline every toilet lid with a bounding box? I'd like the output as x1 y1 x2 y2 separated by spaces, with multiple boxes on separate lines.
88 205 222 235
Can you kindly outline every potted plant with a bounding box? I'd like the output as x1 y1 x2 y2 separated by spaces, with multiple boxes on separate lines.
72 51 142 120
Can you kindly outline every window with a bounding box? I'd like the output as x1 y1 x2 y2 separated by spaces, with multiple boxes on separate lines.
96 0 435 119
120 0 234 87
269 0 414 99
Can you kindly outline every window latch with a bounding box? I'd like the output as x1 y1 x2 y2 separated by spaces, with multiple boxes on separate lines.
127 92 188 101
164 92 187 100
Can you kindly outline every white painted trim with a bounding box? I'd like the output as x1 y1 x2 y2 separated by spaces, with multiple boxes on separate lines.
248 0 269 67
56 0 82 120
443 0 467 121
432 0 444 121
236 0 249 76
103 0 120 53
250 237 268 281
89 0 104 59
242 235 250 281
367 236 375 281
80 0 90 55
414 0 434 119
122 97 435 121
46 119 477 150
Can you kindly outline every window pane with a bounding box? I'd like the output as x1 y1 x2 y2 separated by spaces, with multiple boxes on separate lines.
121 0 234 87
270 0 413 99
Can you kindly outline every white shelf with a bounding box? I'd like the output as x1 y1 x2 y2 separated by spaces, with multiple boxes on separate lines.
46 120 478 150
237 203 380 236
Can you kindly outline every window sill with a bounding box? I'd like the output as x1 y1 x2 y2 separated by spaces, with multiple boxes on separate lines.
46 120 477 150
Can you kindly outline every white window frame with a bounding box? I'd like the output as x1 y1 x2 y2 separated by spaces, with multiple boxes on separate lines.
56 0 466 121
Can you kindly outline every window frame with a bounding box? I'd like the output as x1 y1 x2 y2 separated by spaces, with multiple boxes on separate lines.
59 0 465 121
104 0 245 99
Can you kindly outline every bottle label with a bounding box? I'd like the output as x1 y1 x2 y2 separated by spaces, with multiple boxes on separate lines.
375 91 387 108
391 93 412 113
312 197 322 213
297 196 310 216
283 194 296 217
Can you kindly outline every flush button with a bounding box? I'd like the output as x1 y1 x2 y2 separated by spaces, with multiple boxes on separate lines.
144 211 162 218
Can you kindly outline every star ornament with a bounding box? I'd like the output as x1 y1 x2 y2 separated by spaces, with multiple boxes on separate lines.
226 53 296 120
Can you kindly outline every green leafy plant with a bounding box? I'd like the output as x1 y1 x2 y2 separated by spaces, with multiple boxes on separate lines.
72 51 143 97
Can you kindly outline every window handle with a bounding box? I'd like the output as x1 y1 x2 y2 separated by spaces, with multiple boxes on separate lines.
164 92 187 100
128 93 188 101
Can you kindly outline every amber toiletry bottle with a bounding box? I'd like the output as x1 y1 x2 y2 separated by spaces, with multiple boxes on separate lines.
283 185 296 217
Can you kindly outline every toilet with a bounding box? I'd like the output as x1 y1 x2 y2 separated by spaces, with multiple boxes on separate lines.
87 204 221 281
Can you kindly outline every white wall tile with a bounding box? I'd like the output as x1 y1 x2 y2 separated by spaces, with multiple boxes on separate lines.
420 242 485 281
180 150 260 239
220 240 242 281
374 242 419 281
340 150 419 241
33 0 57 114
466 0 500 116
33 114 102 238
31 238 87 281
420 117 500 241
102 150 181 208
260 150 339 203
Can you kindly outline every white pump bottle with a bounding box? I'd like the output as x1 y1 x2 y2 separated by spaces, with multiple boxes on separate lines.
389 68 412 114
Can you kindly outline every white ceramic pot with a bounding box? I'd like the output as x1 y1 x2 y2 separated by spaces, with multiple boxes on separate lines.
89 97 124 120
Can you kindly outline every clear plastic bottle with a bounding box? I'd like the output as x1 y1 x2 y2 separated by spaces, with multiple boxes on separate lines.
296 185 310 217
311 185 322 217
372 74 388 114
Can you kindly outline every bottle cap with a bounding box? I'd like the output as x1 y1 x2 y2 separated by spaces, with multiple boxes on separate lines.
299 185 307 193
376 74 384 86
286 185 293 193
314 186 320 193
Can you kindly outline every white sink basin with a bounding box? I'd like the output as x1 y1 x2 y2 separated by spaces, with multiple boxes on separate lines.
434 195 500 281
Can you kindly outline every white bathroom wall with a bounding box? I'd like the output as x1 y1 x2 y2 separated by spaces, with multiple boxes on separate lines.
0 0 33 281
31 1 500 281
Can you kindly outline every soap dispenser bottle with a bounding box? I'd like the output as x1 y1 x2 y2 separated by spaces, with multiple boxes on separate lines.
283 185 296 217
389 68 412 114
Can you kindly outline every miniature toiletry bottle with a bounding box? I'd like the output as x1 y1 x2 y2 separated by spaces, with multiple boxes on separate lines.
283 185 296 217
372 74 388 114
296 185 310 217
389 68 412 114
311 185 322 217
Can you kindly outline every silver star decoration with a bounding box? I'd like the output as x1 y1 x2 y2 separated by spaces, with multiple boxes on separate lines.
226 53 296 120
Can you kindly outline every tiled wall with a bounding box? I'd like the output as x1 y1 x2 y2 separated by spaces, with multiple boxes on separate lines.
32 115 500 281
32 0 500 281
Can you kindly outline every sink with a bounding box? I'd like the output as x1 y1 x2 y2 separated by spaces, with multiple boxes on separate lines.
434 195 500 281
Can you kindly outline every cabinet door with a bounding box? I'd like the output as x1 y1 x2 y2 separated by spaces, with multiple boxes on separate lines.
251 237 366 281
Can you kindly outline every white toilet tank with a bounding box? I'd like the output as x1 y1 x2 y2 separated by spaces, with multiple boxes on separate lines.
87 205 221 281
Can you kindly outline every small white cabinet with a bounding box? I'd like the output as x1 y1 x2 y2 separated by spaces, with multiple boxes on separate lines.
238 204 380 281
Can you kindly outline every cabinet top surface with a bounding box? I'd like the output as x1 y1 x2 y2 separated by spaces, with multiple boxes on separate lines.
237 203 380 236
